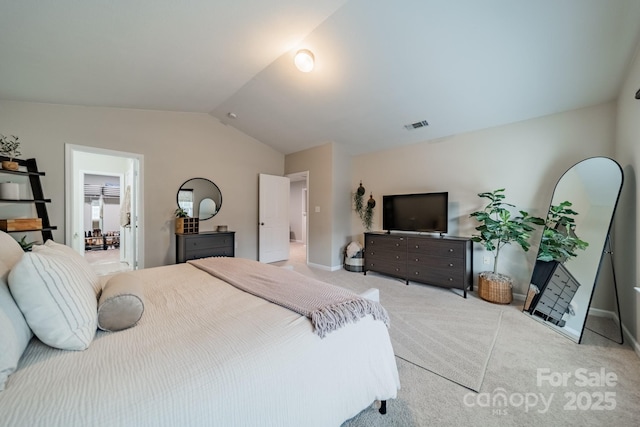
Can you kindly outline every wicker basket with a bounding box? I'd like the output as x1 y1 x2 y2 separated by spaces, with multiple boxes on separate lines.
478 272 513 304
344 250 364 272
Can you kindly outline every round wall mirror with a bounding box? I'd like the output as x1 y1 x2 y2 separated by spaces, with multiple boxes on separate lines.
177 178 223 220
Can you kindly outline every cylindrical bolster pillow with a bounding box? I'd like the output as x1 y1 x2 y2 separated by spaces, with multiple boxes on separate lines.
98 273 145 332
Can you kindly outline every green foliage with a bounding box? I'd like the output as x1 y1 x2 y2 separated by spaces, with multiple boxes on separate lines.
470 188 545 274
174 207 189 218
353 183 374 231
0 134 21 161
18 235 35 252
536 201 589 262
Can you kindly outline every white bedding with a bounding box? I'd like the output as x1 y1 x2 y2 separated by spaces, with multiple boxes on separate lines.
0 263 400 427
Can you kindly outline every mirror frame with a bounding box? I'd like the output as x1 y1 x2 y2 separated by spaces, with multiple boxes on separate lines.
176 177 223 221
524 156 623 343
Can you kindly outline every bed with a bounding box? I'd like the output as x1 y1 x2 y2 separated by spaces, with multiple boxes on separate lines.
0 231 399 427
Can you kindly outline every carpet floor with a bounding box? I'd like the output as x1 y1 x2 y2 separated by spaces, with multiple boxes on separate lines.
275 242 640 426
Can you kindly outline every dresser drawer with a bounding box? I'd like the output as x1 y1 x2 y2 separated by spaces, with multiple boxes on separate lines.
408 265 465 288
365 249 406 263
365 258 406 278
183 246 234 261
407 238 465 259
176 232 235 263
365 234 406 251
183 234 233 250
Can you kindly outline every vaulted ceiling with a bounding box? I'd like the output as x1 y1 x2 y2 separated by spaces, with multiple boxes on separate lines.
1 0 639 155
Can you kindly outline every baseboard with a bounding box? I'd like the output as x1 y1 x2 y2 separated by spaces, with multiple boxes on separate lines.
306 261 341 271
622 322 640 359
513 292 639 359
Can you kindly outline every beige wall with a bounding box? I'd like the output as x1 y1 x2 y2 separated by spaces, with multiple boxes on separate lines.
351 102 617 297
0 100 284 267
615 45 640 348
285 143 334 268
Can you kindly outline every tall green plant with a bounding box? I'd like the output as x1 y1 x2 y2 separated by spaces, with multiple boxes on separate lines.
470 189 544 274
536 201 588 262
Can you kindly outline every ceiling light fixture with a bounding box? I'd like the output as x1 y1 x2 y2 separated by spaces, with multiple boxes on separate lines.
294 49 315 73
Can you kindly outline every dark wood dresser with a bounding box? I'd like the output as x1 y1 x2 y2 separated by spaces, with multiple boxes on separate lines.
364 232 473 297
175 231 235 263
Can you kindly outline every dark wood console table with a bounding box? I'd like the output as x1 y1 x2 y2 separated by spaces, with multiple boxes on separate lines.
364 232 473 297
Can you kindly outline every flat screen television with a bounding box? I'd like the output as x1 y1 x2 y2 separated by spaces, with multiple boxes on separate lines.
382 192 448 233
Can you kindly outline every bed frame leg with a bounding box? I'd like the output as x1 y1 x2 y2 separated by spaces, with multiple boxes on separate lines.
379 400 387 415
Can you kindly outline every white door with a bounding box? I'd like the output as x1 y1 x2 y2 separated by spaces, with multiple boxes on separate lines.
259 174 290 263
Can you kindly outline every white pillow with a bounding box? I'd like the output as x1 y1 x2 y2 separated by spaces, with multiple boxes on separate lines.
98 273 145 332
0 262 33 391
0 231 24 278
8 247 97 351
33 240 102 295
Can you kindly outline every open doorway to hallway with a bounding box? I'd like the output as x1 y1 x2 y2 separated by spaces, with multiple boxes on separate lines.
65 144 144 275
287 171 308 264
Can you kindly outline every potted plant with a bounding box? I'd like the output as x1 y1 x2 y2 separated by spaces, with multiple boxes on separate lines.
536 201 588 263
174 207 199 234
353 182 376 231
470 188 544 304
18 235 36 252
525 201 589 311
0 134 21 171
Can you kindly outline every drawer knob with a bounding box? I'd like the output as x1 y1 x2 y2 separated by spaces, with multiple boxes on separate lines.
415 258 419 262
415 272 419 275
415 245 419 249
449 263 454 267
448 278 453 281
448 248 454 252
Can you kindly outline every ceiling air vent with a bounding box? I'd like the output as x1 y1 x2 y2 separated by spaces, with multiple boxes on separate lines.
404 120 429 131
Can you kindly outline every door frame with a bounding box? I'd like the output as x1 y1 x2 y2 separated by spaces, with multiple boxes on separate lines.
64 144 144 269
286 171 309 263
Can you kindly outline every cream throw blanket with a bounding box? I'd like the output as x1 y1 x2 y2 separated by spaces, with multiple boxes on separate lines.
188 257 390 338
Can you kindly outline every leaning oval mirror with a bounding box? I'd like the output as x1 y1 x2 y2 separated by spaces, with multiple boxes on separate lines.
524 157 623 343
177 178 223 220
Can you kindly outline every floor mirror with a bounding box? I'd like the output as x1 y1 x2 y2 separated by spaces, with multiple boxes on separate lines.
523 157 623 343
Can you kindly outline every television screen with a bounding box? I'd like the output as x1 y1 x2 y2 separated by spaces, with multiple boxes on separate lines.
382 192 448 233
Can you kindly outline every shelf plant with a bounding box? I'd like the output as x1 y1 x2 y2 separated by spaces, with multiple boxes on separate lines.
175 207 189 218
469 188 544 303
0 134 21 170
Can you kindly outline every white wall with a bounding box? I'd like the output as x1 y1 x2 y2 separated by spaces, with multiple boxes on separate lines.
352 102 616 296
286 144 334 267
615 43 640 348
0 100 284 267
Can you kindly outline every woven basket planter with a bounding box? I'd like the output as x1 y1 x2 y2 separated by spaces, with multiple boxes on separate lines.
478 271 513 304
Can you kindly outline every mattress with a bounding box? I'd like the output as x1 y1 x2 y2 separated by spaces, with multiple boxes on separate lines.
0 263 400 426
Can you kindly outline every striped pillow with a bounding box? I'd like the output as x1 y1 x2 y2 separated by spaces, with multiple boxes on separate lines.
8 248 97 351
33 240 102 295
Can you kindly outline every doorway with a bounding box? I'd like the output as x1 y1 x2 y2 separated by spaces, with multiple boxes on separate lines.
287 171 308 264
65 145 144 274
